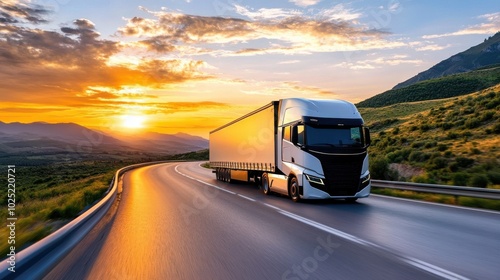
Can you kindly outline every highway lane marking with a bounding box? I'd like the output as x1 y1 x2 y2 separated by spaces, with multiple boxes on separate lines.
278 209 378 247
403 257 469 280
237 194 256 202
174 164 469 280
174 165 236 194
278 209 468 280
262 203 281 211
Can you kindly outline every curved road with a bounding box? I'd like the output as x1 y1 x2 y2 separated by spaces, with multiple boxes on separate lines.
45 162 500 279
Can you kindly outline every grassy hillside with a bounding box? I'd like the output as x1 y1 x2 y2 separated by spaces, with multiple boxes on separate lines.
360 84 500 189
357 66 500 108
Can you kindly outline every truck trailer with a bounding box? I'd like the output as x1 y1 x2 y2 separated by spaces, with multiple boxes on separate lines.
209 98 371 202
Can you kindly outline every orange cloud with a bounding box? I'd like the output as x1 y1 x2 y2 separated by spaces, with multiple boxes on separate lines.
0 14 213 107
118 7 403 57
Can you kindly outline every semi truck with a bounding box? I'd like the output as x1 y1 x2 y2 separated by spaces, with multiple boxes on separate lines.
209 98 371 202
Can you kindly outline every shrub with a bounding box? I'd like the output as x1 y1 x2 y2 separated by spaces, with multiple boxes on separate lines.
420 124 431 132
452 172 469 186
455 157 474 168
370 157 389 179
464 118 480 129
424 141 437 148
430 157 448 169
437 144 448 151
408 151 430 162
480 111 494 122
469 174 489 188
487 171 500 184
493 123 500 134
447 132 459 139
441 122 453 130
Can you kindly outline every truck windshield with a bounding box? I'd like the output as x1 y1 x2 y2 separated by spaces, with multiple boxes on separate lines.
306 125 364 147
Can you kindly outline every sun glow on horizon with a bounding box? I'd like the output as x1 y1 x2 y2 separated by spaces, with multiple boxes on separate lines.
120 114 147 129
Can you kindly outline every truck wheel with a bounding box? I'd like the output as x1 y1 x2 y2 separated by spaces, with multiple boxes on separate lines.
289 177 300 202
216 169 221 181
261 173 270 195
225 169 231 183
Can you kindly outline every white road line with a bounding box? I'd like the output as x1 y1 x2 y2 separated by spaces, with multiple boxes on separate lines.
262 203 282 211
403 257 469 280
174 164 468 280
175 165 235 194
237 194 256 202
277 209 468 280
278 209 377 247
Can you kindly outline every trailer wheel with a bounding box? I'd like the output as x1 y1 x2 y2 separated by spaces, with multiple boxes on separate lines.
261 173 270 195
216 168 221 181
289 176 300 202
225 169 231 183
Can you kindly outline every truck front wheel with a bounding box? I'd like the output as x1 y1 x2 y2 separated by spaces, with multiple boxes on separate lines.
289 176 300 202
261 173 270 195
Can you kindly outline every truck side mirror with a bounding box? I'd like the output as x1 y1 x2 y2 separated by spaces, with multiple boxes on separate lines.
364 127 371 147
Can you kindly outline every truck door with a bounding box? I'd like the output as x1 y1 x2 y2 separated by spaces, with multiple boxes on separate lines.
282 125 293 163
282 124 305 168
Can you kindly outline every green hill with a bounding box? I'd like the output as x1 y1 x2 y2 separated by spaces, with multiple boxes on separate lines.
357 66 500 108
360 84 500 188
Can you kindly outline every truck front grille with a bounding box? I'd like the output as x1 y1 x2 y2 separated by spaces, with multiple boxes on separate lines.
308 151 366 196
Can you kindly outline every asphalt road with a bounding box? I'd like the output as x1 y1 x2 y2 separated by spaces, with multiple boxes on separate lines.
45 162 500 279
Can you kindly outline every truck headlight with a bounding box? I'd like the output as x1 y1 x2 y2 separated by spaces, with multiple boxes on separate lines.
304 173 325 185
360 173 370 185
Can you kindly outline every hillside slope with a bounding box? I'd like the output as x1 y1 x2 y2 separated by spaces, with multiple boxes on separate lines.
359 85 500 187
394 32 500 89
357 65 500 107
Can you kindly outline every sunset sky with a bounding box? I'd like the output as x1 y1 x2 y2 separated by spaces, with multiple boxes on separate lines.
1 0 499 137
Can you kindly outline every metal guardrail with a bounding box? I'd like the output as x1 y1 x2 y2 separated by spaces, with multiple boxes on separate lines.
371 179 500 200
0 161 174 280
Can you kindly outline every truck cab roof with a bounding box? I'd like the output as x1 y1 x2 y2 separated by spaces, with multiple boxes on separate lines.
279 98 364 126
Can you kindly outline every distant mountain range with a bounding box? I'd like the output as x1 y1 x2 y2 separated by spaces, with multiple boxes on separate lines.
393 32 500 89
0 121 208 162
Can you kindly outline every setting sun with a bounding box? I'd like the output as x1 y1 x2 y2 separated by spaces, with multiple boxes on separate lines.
121 115 146 129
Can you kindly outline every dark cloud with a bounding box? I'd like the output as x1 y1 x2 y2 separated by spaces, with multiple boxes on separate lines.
0 2 50 24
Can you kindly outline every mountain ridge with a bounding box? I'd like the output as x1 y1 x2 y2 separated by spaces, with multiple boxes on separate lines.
393 32 500 89
0 121 208 161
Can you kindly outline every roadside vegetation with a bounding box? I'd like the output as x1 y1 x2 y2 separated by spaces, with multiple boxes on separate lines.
360 84 500 209
371 189 500 211
0 150 208 257
361 85 500 187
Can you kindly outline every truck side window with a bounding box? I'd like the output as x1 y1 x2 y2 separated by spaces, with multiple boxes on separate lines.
283 126 291 142
350 127 362 145
296 125 304 146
